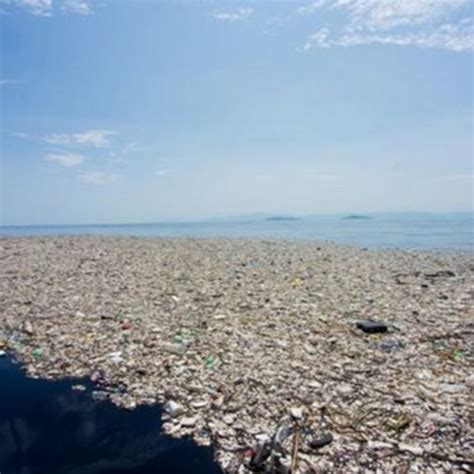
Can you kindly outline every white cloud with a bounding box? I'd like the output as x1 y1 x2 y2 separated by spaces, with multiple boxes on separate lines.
0 0 52 16
45 152 86 167
298 0 473 52
43 129 118 147
301 28 331 50
79 171 119 184
335 0 465 31
61 0 92 15
302 21 474 52
0 0 94 16
212 7 253 22
297 0 327 15
73 130 117 147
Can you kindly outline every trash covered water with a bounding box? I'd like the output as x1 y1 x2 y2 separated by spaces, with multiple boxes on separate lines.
0 355 222 474
1 236 473 472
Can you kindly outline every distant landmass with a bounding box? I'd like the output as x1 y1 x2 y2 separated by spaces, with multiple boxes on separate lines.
343 215 372 220
264 216 300 222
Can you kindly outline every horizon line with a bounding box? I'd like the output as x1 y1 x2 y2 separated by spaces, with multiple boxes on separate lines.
1 210 473 228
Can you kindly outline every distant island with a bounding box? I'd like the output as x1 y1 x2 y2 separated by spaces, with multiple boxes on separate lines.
264 216 300 222
343 215 372 220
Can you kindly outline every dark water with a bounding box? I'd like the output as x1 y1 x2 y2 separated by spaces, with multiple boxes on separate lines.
1 213 473 250
0 356 222 474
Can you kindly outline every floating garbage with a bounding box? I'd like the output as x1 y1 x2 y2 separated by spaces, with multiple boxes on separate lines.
248 418 294 472
380 338 404 351
32 347 43 359
163 400 184 417
1 236 473 472
356 320 388 333
247 415 334 472
205 354 218 369
161 342 186 355
121 320 132 330
425 270 456 279
308 433 333 450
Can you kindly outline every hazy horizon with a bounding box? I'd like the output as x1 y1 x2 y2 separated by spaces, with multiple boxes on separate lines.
1 0 473 226
1 210 472 229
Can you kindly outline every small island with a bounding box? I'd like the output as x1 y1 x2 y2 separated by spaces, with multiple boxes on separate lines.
343 214 372 220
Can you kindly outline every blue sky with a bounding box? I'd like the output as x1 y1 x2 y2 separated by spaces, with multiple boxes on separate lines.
1 0 473 225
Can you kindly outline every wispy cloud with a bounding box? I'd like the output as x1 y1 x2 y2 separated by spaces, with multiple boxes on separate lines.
0 78 27 86
61 0 92 15
298 0 467 29
297 0 325 15
122 141 150 154
0 0 94 16
154 168 172 177
301 28 331 50
301 21 474 52
9 131 31 138
43 129 118 148
79 171 118 184
0 0 52 16
45 151 86 167
298 0 473 52
212 7 253 22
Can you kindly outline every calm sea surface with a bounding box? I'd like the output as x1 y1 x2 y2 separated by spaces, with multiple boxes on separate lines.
1 213 473 251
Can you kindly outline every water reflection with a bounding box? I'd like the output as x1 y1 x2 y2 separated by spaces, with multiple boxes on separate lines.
0 356 222 474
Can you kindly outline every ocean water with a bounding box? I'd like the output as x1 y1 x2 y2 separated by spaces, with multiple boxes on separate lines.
1 213 473 251
0 355 221 474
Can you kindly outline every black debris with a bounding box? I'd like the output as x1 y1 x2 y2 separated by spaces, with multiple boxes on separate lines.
356 320 388 334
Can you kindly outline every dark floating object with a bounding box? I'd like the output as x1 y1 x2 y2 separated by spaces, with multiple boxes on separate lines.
425 270 456 279
343 214 372 220
0 355 221 474
247 419 293 472
248 442 273 472
356 320 388 334
309 433 333 450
